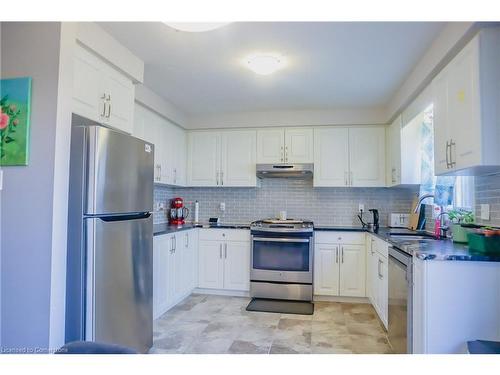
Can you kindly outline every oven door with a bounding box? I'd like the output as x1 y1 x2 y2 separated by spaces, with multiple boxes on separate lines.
250 235 313 284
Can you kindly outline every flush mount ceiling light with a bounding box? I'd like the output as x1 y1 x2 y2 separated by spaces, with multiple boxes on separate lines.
164 22 230 32
243 53 286 76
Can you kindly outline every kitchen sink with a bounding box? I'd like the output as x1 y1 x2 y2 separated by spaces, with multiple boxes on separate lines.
389 235 437 241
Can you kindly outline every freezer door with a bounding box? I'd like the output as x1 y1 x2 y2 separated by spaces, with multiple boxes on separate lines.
85 126 154 215
85 214 153 353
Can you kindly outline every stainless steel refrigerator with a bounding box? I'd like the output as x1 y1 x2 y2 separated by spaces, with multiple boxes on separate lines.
66 121 154 353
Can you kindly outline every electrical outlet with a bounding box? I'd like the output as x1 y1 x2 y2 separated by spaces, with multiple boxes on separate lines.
358 203 364 212
220 202 226 212
481 204 490 220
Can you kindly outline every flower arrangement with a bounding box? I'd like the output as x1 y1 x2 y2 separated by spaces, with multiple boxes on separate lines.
0 77 32 166
0 96 22 159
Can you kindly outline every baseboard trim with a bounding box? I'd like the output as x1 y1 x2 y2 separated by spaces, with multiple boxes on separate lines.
313 295 370 304
193 288 250 298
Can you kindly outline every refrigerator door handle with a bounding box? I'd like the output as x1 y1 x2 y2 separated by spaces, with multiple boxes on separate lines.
96 212 152 222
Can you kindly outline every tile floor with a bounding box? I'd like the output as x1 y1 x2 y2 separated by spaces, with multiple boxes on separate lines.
150 294 393 354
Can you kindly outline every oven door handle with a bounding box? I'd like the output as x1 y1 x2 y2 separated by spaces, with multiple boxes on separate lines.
252 237 310 243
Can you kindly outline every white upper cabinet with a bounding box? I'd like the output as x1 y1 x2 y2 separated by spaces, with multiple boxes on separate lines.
432 29 500 176
133 103 187 186
187 131 220 187
220 131 257 187
314 127 385 187
257 128 313 164
284 128 314 163
73 44 135 134
256 129 285 163
349 127 386 187
314 128 349 187
386 115 421 187
187 130 257 187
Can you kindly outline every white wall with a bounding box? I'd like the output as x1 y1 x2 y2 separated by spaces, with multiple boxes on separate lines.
1 22 72 353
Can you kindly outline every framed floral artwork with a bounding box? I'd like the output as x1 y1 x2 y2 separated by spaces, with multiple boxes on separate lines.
0 77 32 166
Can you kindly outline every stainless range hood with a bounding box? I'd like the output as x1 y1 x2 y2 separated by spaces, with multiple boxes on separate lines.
256 164 313 179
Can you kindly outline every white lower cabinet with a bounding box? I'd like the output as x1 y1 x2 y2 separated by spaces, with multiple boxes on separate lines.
197 229 250 291
366 235 388 328
314 232 366 298
153 229 197 319
198 240 250 291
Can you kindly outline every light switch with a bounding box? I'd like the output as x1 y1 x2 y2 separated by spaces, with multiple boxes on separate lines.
481 204 490 220
220 202 226 212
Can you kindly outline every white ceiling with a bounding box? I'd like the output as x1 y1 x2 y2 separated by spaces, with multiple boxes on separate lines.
99 22 445 116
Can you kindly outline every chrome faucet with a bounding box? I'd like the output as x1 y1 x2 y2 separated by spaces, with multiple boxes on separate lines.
413 193 434 213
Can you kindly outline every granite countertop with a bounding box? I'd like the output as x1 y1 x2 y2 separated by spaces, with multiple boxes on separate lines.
154 223 500 262
153 222 250 236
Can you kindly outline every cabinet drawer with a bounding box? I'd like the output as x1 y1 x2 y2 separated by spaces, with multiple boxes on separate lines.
314 231 365 245
199 228 250 242
370 235 389 259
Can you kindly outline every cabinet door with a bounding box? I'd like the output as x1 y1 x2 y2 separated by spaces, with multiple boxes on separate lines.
167 235 177 307
339 244 366 297
198 240 224 289
187 132 220 186
73 45 103 122
223 241 250 291
377 255 388 328
447 38 481 170
349 127 386 187
178 230 195 296
172 234 184 302
387 116 402 186
313 244 340 296
173 125 187 186
313 128 349 187
220 130 256 187
284 128 313 163
160 121 175 185
153 235 170 319
139 106 163 183
102 65 135 134
256 129 285 164
432 69 451 175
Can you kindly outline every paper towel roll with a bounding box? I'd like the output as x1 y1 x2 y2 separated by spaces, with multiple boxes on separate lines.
194 200 199 223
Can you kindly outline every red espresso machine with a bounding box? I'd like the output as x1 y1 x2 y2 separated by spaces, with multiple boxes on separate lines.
169 197 190 225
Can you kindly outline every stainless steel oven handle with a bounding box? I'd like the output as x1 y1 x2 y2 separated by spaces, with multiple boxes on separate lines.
253 237 310 243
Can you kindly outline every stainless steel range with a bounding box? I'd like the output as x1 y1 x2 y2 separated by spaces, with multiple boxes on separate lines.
250 219 314 301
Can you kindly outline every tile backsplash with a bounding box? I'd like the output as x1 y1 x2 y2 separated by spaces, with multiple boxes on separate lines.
154 178 418 226
474 173 500 226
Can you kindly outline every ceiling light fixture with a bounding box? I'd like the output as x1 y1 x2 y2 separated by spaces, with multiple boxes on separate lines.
164 22 230 32
244 53 286 76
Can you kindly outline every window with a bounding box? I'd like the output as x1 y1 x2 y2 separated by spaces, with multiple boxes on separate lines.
453 176 474 210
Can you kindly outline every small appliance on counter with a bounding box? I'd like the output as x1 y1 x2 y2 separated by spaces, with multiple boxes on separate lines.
389 213 410 228
357 208 379 232
169 197 189 225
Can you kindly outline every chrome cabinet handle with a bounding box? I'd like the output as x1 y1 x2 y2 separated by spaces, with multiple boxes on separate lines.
185 233 189 248
285 146 288 163
336 247 339 263
449 139 456 168
280 146 284 162
350 172 353 186
219 243 223 259
106 103 111 118
341 247 344 263
378 259 383 279
216 171 219 186
446 141 450 169
173 236 176 252
174 168 177 184
344 171 348 186
221 171 224 186
224 243 227 259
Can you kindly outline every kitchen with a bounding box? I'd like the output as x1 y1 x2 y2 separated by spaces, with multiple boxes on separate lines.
1 8 500 365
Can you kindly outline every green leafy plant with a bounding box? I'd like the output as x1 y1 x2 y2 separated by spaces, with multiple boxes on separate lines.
448 208 474 224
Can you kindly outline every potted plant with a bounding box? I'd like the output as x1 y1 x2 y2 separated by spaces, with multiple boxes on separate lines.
447 209 475 243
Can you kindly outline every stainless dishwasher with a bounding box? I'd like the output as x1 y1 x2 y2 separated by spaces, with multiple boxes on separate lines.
388 246 413 354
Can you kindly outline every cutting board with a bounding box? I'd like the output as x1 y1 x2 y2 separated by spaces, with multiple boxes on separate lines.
408 196 420 230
